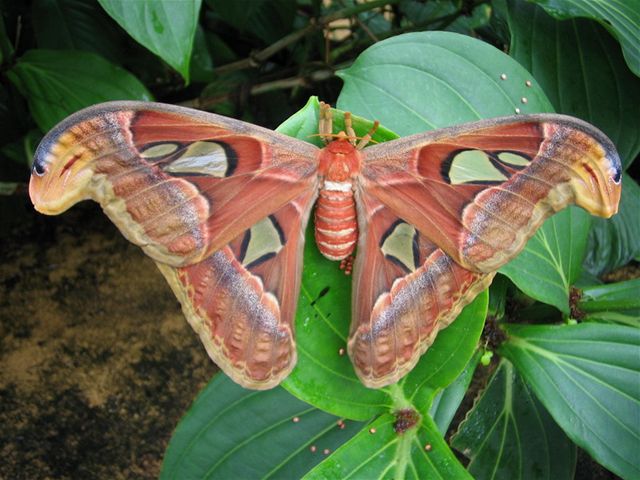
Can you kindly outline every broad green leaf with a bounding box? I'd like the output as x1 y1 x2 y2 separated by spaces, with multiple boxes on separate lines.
504 0 640 168
500 323 640 479
189 25 215 83
584 310 640 329
579 278 640 312
304 414 471 479
451 359 576 479
278 98 488 420
161 374 361 480
499 207 592 314
284 222 489 420
98 0 202 82
207 0 297 44
429 351 480 436
488 274 510 318
282 222 390 420
584 176 640 275
338 33 595 315
32 0 124 63
447 3 492 35
397 0 458 28
529 0 640 77
337 31 554 135
6 49 151 131
277 96 323 145
402 292 488 402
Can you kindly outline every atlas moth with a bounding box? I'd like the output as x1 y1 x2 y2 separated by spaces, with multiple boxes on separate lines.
29 100 621 389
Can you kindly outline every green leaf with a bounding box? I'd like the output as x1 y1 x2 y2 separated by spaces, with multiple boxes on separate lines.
98 0 202 82
499 207 592 314
584 310 640 328
504 0 640 168
402 292 488 402
282 222 390 420
429 351 480 436
584 176 640 275
277 98 488 420
31 0 124 63
277 96 323 146
283 222 488 420
529 0 640 77
500 323 640 479
579 278 640 312
161 374 362 479
447 3 492 35
304 414 471 479
451 359 576 479
337 31 554 135
338 32 592 317
207 0 297 44
488 274 510 318
189 25 214 83
6 49 152 131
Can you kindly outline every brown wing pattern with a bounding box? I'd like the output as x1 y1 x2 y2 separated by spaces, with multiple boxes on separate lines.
361 114 622 272
349 192 493 388
29 103 623 391
157 190 316 389
30 101 319 267
29 101 320 389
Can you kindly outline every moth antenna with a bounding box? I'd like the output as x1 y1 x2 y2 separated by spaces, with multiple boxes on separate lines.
356 120 380 150
319 102 333 144
344 112 357 146
308 132 379 144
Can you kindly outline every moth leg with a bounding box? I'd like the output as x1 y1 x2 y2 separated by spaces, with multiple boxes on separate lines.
356 120 380 150
339 255 354 275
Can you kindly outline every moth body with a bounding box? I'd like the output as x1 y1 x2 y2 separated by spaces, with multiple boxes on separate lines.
315 138 362 260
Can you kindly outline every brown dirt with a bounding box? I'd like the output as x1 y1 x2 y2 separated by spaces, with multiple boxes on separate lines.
0 197 216 479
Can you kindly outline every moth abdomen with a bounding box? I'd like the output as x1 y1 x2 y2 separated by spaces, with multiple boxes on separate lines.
314 180 358 261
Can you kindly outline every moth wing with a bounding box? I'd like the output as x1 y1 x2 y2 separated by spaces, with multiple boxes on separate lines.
360 114 621 272
29 101 321 389
349 193 492 388
30 101 320 267
158 190 316 389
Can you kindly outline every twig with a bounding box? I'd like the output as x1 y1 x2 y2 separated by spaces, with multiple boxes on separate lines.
178 66 340 110
212 0 399 75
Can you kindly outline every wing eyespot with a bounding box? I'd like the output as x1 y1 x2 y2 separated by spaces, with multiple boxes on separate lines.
33 159 46 176
239 215 286 269
161 141 238 178
441 148 532 185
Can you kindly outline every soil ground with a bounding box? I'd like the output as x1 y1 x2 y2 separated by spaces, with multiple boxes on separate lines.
1 197 216 479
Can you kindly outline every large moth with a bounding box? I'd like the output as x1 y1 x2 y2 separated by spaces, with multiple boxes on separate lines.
29 101 621 389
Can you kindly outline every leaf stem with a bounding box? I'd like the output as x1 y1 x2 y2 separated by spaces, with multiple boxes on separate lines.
386 383 412 410
393 428 415 480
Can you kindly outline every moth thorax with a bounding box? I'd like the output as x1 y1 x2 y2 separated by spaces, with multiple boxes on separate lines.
317 139 362 181
314 178 358 261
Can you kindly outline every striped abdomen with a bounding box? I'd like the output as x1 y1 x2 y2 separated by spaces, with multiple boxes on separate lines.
314 180 358 260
